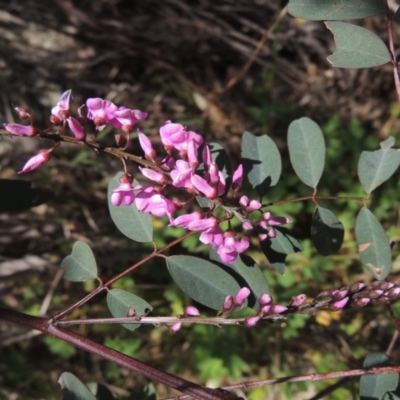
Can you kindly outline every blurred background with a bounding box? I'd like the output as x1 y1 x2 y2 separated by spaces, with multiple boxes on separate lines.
0 1 400 399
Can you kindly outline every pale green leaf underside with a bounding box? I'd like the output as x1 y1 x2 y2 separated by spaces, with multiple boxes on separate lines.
166 255 242 311
59 372 97 400
209 248 270 309
288 0 386 21
288 117 325 188
107 289 153 331
355 208 391 280
242 131 282 197
360 352 399 400
325 22 391 68
108 172 153 243
61 241 98 282
358 146 400 194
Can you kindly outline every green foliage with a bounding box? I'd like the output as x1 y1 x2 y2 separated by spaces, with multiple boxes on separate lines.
242 131 282 197
44 336 77 359
355 207 392 280
107 289 153 331
166 255 244 311
61 241 98 282
108 172 153 243
59 372 97 400
288 117 326 188
288 0 387 20
360 353 400 399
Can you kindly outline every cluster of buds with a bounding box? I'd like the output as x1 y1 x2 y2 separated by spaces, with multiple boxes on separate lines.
3 90 147 173
4 90 291 263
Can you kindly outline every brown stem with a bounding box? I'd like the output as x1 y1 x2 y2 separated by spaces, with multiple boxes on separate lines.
263 195 366 208
0 307 239 400
386 3 400 103
0 129 160 171
52 230 198 322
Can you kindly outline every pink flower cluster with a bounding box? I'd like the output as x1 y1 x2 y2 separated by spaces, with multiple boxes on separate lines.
4 90 291 264
111 121 291 263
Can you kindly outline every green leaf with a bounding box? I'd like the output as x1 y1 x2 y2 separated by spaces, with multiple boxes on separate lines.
360 352 399 400
209 248 270 309
166 255 243 311
288 0 386 20
108 172 153 243
0 179 53 212
355 207 392 280
325 22 391 68
59 372 97 400
242 131 282 197
287 117 325 188
311 207 344 256
61 241 98 282
107 289 153 331
86 383 117 400
358 138 400 193
260 227 303 274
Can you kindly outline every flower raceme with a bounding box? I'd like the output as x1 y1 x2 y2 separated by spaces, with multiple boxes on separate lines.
4 89 292 264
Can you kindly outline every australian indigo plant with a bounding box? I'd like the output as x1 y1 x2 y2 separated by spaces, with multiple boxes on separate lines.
1 1 400 399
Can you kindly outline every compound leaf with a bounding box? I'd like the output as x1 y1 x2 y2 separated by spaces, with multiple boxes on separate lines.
326 22 391 68
62 241 98 282
242 131 282 197
107 289 153 331
288 117 325 188
108 172 153 243
355 207 392 280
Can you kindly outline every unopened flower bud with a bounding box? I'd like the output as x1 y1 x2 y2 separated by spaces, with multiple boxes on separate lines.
244 316 259 327
329 297 349 311
352 297 371 307
348 282 366 293
4 123 36 137
289 294 306 307
259 293 272 306
14 106 31 120
170 322 182 332
223 295 234 311
234 287 251 306
184 306 200 316
127 308 136 317
387 287 400 299
67 117 86 140
271 305 288 314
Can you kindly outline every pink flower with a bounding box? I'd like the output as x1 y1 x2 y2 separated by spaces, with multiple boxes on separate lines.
239 196 261 212
3 123 36 137
187 140 199 169
170 160 194 189
138 129 156 160
18 150 51 174
67 117 86 140
289 294 306 307
51 89 73 122
223 295 234 311
139 167 167 185
111 175 136 206
191 174 217 199
159 121 186 152
202 145 212 168
86 98 118 128
143 194 178 221
171 211 202 228
259 293 272 306
232 164 243 190
234 287 251 305
113 107 147 133
199 226 224 247
135 187 157 212
217 234 249 264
